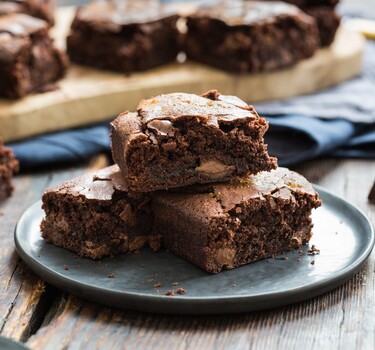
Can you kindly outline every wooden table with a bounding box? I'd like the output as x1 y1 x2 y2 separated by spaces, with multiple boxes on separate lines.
0 157 374 350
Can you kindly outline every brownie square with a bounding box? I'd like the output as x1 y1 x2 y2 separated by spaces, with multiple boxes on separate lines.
41 165 154 259
184 1 319 73
0 139 19 203
0 0 55 26
282 0 339 7
0 13 67 99
304 6 340 46
66 0 180 73
111 90 277 192
152 167 322 273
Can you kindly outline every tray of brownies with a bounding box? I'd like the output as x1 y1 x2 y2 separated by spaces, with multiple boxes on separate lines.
0 0 365 142
14 90 374 314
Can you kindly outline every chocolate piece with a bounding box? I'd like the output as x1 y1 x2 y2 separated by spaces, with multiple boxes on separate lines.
41 165 153 259
0 139 19 203
0 0 55 26
303 7 340 46
152 167 321 273
184 1 319 73
0 13 67 99
368 181 375 203
67 0 180 73
111 90 277 192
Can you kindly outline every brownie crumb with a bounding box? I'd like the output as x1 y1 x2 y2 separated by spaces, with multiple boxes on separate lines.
107 273 115 278
310 260 315 265
171 282 179 286
165 290 175 296
63 264 69 270
154 282 162 288
176 288 187 295
368 181 375 202
307 245 320 255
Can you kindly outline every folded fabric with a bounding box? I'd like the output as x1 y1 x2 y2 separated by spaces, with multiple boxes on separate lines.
264 116 357 166
254 41 375 123
10 124 111 171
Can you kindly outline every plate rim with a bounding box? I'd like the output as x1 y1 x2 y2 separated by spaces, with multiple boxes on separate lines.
14 184 375 314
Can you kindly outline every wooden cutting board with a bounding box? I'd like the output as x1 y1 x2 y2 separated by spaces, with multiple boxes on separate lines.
0 6 365 143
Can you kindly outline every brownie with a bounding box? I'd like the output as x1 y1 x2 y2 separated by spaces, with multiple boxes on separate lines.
41 165 154 260
0 0 55 26
0 13 67 99
111 90 277 192
0 139 19 203
152 167 322 273
303 6 340 46
184 1 319 73
66 0 180 73
282 0 339 7
368 181 375 203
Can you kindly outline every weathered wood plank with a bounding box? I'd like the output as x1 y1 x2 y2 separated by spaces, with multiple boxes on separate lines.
0 155 109 343
24 159 375 350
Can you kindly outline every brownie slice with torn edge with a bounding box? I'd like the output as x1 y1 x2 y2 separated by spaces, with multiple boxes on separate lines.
111 90 277 192
41 165 154 259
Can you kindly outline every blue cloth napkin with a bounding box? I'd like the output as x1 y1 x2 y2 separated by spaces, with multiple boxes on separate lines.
8 40 375 171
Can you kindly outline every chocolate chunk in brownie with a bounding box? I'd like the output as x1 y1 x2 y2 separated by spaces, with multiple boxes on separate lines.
0 0 55 26
152 167 321 273
0 13 67 99
67 0 180 73
41 165 153 260
184 1 319 73
111 90 277 192
0 139 19 203
303 6 340 46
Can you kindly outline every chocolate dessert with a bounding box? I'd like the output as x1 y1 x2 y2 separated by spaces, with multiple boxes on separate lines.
184 1 319 73
0 13 67 99
0 139 19 203
111 90 277 192
282 0 339 6
41 166 321 273
152 167 322 273
304 6 340 46
0 0 55 26
67 0 180 73
41 165 153 259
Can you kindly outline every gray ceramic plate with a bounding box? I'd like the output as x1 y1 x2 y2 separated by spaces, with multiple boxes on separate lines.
0 337 29 350
14 185 374 314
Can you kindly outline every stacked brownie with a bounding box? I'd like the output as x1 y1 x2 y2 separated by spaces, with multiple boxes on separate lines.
0 10 67 98
0 139 19 203
42 90 321 273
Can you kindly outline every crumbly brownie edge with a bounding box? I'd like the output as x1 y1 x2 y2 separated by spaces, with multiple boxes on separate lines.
41 184 152 259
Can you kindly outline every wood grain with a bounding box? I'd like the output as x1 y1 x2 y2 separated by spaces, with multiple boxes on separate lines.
11 158 372 350
0 6 365 143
